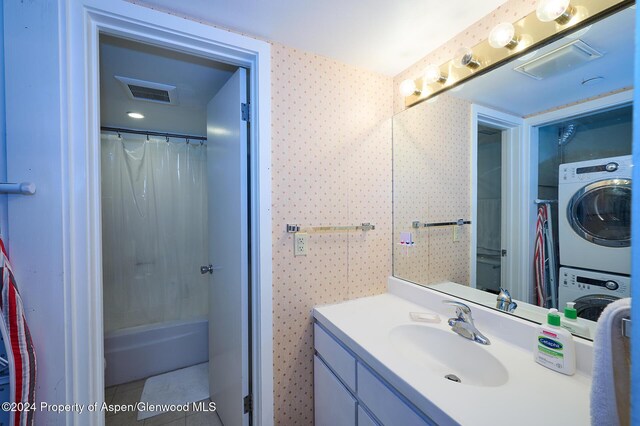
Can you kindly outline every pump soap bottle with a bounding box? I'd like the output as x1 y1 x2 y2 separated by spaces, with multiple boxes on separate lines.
533 308 576 375
561 302 590 337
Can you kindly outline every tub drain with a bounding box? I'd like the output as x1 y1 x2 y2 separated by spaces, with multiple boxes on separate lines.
444 374 461 383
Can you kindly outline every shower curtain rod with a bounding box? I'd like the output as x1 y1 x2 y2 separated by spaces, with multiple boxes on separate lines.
101 126 207 141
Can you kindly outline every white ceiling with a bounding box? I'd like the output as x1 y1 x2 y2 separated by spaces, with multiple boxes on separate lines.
136 0 509 76
450 6 634 117
100 35 237 135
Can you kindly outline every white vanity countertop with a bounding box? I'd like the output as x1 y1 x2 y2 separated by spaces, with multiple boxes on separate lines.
313 280 592 426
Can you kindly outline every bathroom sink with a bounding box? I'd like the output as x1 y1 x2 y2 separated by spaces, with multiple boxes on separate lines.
388 324 509 387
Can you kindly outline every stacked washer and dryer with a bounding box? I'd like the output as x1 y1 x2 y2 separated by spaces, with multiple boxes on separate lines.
558 155 632 321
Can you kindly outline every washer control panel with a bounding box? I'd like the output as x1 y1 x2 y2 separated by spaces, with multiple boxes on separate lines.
560 155 632 184
559 267 630 297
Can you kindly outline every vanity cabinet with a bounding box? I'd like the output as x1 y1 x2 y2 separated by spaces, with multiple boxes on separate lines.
314 323 435 426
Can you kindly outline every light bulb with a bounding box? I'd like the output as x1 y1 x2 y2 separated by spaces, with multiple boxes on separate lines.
399 79 419 97
423 64 447 84
488 23 518 49
127 112 144 119
453 47 480 69
536 0 574 24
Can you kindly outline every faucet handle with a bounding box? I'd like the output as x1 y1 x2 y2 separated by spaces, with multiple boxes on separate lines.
497 287 512 301
443 300 472 317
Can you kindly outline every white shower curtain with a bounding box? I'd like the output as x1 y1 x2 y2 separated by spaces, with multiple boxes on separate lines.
101 132 209 333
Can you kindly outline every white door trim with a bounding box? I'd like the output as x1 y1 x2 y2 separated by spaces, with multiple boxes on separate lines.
470 105 524 297
64 1 273 424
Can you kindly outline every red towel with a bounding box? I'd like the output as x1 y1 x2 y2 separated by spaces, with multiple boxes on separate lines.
534 206 546 307
0 239 36 426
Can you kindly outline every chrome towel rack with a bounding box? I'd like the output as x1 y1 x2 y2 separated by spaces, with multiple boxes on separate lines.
622 317 631 338
534 199 557 204
286 223 375 233
412 219 470 228
0 182 36 195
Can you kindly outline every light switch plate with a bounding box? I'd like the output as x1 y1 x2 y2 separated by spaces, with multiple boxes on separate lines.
294 233 308 256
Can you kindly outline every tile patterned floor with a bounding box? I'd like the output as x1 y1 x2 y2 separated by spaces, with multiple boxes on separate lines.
105 380 222 426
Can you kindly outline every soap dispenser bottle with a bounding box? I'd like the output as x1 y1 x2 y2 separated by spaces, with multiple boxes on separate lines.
561 302 590 337
533 308 576 375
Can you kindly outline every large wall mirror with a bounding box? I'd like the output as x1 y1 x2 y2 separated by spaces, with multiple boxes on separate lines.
392 3 634 340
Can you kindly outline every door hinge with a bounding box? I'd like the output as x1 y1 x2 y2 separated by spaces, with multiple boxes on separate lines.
241 103 250 122
243 394 252 414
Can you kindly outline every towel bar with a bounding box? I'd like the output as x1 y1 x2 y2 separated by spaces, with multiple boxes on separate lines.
286 223 375 233
0 182 36 195
412 219 470 228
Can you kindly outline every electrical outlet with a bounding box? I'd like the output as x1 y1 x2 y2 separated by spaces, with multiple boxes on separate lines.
294 233 308 256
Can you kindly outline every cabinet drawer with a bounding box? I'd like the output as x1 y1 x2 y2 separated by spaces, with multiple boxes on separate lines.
314 323 356 391
357 363 433 426
314 355 357 426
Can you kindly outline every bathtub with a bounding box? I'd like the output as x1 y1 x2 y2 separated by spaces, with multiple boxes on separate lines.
104 318 208 387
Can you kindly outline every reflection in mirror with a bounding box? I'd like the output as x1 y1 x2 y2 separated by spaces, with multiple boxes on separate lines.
392 5 634 340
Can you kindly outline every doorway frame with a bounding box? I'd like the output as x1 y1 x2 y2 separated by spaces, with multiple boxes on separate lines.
521 89 633 304
470 105 524 298
65 1 273 424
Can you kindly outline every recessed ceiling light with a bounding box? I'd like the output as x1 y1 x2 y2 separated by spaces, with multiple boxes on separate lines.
127 112 144 119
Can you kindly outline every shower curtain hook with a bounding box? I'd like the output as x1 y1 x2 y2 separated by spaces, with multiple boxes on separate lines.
146 134 149 141
186 138 190 145
166 136 169 143
200 140 204 146
117 131 121 139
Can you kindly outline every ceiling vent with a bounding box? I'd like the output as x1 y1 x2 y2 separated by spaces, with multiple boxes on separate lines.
514 40 603 80
114 76 178 105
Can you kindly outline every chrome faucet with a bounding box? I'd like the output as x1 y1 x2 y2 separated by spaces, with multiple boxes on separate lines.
496 287 517 313
443 300 491 345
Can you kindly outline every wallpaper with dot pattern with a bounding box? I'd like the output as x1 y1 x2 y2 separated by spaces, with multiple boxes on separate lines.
271 42 393 425
394 0 538 113
126 1 539 424
393 94 471 286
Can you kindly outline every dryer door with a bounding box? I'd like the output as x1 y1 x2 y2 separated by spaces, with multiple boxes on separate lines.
568 178 632 247
574 294 619 321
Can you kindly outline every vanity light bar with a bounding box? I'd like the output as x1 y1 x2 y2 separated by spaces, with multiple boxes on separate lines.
402 0 631 108
286 223 376 233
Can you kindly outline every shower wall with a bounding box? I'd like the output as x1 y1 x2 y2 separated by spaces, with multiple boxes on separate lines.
101 132 209 333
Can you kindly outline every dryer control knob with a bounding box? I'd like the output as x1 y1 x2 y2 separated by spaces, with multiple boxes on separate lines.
605 162 618 172
605 280 619 291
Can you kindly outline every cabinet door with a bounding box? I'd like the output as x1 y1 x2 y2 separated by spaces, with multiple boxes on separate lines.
315 355 357 426
358 405 379 426
357 363 434 426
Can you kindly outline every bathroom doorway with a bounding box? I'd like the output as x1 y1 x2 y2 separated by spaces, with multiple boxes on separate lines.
99 35 250 425
62 3 273 424
470 106 524 299
475 123 504 294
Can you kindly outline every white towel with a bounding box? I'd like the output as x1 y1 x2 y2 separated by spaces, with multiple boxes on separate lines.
591 297 631 426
